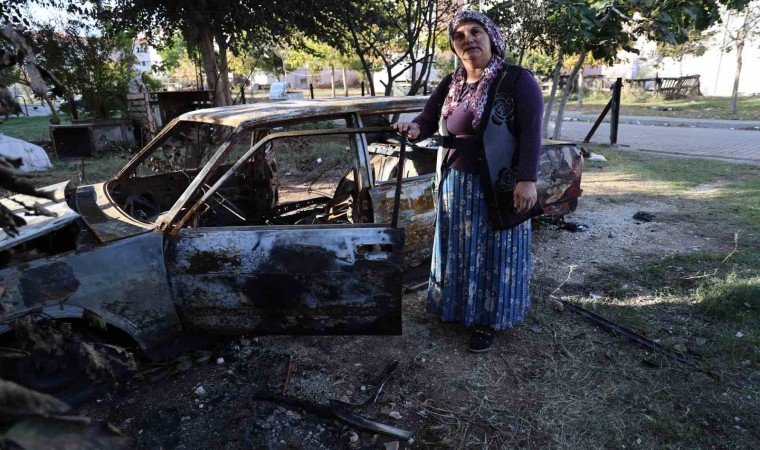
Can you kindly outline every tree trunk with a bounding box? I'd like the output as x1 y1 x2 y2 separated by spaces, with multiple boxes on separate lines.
331 66 336 98
215 32 233 106
384 67 394 96
576 70 583 108
342 67 348 96
356 55 374 96
193 26 231 107
729 27 746 115
542 50 564 138
553 50 586 140
43 96 60 123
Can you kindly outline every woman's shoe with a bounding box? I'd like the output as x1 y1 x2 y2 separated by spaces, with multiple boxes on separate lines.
468 329 495 353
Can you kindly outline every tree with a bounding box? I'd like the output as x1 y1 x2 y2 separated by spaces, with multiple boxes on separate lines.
302 0 456 96
718 1 760 114
489 0 549 65
108 0 301 106
287 39 359 97
34 25 138 119
490 0 749 139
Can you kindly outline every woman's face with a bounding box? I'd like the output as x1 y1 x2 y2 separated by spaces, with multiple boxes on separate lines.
451 21 493 68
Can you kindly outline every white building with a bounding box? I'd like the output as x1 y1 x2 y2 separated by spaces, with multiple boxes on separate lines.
132 38 162 74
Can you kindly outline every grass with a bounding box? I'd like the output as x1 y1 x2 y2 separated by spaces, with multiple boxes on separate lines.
25 154 131 189
0 115 57 142
530 148 760 448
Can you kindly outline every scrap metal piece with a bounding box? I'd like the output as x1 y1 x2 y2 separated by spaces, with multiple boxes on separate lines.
282 354 293 396
561 300 687 363
332 359 399 408
370 360 399 404
253 392 414 441
332 407 413 440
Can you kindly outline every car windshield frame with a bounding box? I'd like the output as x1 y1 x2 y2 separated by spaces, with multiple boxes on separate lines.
164 126 398 232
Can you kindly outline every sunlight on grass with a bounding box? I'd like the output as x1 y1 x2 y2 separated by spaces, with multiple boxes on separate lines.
696 274 759 324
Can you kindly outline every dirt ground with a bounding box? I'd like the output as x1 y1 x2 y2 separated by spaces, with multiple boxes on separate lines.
77 157 754 450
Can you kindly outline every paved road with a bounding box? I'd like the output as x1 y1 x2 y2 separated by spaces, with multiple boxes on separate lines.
550 114 760 165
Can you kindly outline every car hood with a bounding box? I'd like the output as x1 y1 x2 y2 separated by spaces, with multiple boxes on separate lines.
0 181 80 251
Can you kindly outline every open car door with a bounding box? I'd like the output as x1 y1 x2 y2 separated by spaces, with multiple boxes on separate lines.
163 128 406 335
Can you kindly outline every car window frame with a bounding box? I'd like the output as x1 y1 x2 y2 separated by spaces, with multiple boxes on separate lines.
166 126 398 232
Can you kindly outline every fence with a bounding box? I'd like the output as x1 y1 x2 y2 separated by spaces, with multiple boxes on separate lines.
625 75 701 99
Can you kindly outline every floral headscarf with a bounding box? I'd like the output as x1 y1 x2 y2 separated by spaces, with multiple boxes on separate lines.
442 10 506 129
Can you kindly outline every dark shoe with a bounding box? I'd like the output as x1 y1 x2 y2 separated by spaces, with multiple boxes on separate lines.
468 329 495 353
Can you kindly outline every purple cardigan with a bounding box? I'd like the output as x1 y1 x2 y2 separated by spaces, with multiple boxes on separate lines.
412 68 543 181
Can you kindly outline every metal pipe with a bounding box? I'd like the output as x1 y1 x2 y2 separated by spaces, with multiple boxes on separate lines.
390 133 407 228
583 99 612 143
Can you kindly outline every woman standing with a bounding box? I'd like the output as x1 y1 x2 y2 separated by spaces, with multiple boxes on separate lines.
393 10 543 352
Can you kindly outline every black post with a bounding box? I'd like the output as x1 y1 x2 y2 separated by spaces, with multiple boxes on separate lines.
423 82 427 96
391 133 407 229
309 83 314 99
610 78 622 145
240 85 246 104
361 82 365 97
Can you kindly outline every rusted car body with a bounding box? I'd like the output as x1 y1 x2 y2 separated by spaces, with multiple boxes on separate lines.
0 97 584 362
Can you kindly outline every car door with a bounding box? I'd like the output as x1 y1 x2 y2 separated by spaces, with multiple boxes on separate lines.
163 125 406 335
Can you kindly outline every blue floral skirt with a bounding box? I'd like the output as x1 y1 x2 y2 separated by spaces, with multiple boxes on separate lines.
427 168 532 331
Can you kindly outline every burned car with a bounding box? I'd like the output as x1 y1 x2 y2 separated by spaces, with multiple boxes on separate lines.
0 97 583 392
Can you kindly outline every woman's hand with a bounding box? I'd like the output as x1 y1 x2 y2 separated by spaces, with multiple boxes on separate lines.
391 122 421 140
513 181 538 213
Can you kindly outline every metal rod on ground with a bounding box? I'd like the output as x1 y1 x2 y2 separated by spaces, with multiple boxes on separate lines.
309 83 314 100
610 78 622 144
390 133 407 228
561 299 687 363
282 354 293 395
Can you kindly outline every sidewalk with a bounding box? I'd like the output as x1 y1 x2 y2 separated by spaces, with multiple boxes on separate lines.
551 114 760 165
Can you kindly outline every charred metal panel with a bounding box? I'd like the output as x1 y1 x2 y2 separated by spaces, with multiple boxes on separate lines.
370 179 436 268
0 232 182 352
19 262 80 307
165 226 405 335
75 184 154 243
0 182 80 252
537 143 584 216
178 97 427 129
